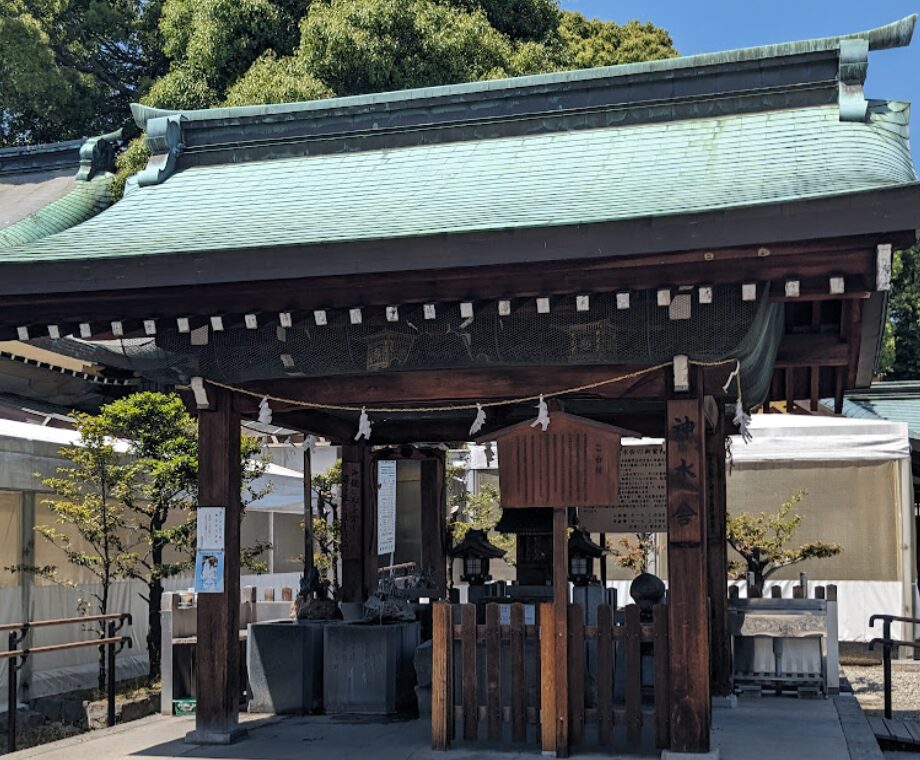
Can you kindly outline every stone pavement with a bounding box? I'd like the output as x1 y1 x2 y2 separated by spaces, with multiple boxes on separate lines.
11 696 866 759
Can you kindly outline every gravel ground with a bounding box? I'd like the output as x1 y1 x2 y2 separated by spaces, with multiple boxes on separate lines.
843 662 920 722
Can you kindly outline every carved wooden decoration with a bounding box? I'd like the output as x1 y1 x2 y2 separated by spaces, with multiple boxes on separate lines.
479 411 625 508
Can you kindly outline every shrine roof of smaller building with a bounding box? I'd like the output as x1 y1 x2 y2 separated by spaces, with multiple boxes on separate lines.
0 17 918 296
0 132 121 250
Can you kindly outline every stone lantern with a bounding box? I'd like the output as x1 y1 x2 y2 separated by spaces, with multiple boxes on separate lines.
448 529 506 586
567 525 605 586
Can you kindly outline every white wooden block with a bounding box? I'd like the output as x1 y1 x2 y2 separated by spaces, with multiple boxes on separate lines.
673 355 690 392
657 289 671 307
79 323 92 338
536 297 550 314
47 325 60 339
668 294 692 320
877 244 893 291
576 295 590 312
742 283 757 301
16 326 29 341
279 312 293 328
280 354 295 368
498 300 511 316
144 320 157 336
784 280 800 298
314 310 328 326
385 306 399 322
423 304 436 320
829 277 845 295
276 326 287 342
698 286 713 304
177 317 190 333
349 308 363 325
111 321 124 337
245 314 258 329
190 377 209 409
616 292 630 310
190 325 208 345
460 302 474 319
209 316 224 331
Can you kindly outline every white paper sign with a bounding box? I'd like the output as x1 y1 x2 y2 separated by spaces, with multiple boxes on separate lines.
197 507 226 551
377 460 397 556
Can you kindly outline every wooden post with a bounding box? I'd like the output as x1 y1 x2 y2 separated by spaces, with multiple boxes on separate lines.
420 454 448 597
552 507 569 758
666 397 711 753
303 446 314 581
705 403 731 697
539 602 556 753
187 387 244 744
431 602 453 750
341 444 374 603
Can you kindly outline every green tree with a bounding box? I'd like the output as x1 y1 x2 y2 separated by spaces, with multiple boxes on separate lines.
0 0 166 145
727 490 841 595
449 481 515 560
9 412 139 691
878 244 920 380
304 459 342 593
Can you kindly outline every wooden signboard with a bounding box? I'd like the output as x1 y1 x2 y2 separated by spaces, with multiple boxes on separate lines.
479 411 624 508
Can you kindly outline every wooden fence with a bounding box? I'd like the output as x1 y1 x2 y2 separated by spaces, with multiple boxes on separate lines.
431 600 669 754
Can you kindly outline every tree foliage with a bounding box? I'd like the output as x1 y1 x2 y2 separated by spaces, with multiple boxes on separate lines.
726 490 841 594
878 244 920 380
307 459 342 593
608 532 654 575
0 0 166 145
9 392 269 681
449 480 515 561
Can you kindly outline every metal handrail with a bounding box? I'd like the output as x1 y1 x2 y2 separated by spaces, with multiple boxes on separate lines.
5 613 133 752
868 612 920 719
0 612 129 633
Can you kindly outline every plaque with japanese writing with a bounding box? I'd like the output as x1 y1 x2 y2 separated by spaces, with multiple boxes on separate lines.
479 412 625 508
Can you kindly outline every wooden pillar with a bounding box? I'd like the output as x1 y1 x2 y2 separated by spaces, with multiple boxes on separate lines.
188 387 243 744
666 397 711 753
420 453 448 597
706 404 731 697
552 507 569 758
341 443 376 602
303 447 314 580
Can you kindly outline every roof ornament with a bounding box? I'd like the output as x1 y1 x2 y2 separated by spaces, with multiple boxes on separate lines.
137 114 185 187
838 38 869 122
75 129 122 182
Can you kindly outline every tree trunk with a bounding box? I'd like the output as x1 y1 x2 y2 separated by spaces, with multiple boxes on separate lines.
98 580 109 693
147 573 163 680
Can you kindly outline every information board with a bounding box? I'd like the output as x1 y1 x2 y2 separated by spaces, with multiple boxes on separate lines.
377 460 397 556
579 443 667 533
197 507 225 551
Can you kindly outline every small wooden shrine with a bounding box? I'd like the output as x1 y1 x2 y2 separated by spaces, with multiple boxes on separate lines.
0 15 917 758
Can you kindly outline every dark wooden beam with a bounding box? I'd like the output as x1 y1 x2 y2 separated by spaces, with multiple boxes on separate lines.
188 387 244 745
774 334 849 368
340 444 372 603
666 396 711 753
0 235 889 331
705 406 731 697
419 455 448 598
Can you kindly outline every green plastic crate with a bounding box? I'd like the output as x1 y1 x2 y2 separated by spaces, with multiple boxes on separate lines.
173 698 196 716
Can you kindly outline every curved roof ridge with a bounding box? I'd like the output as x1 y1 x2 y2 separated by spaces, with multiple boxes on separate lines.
131 15 916 129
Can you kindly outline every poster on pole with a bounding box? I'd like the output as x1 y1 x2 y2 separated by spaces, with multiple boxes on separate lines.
197 507 226 551
377 460 397 556
194 550 225 594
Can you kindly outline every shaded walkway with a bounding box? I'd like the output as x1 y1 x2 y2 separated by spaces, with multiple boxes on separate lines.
13 697 864 759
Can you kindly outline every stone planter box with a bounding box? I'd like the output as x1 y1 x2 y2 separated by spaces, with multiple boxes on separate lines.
247 620 327 714
323 621 420 715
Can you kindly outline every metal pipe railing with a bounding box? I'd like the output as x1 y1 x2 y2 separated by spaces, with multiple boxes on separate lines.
868 613 920 719
4 613 132 753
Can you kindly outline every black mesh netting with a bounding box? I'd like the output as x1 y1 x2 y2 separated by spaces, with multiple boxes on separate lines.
34 284 783 404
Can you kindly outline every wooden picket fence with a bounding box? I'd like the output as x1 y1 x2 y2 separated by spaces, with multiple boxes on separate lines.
431 600 669 754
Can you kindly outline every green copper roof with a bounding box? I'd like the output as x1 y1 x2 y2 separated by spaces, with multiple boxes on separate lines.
0 102 914 264
0 174 113 249
832 382 920 442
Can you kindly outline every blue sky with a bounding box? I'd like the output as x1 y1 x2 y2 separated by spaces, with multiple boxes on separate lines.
560 2 920 163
